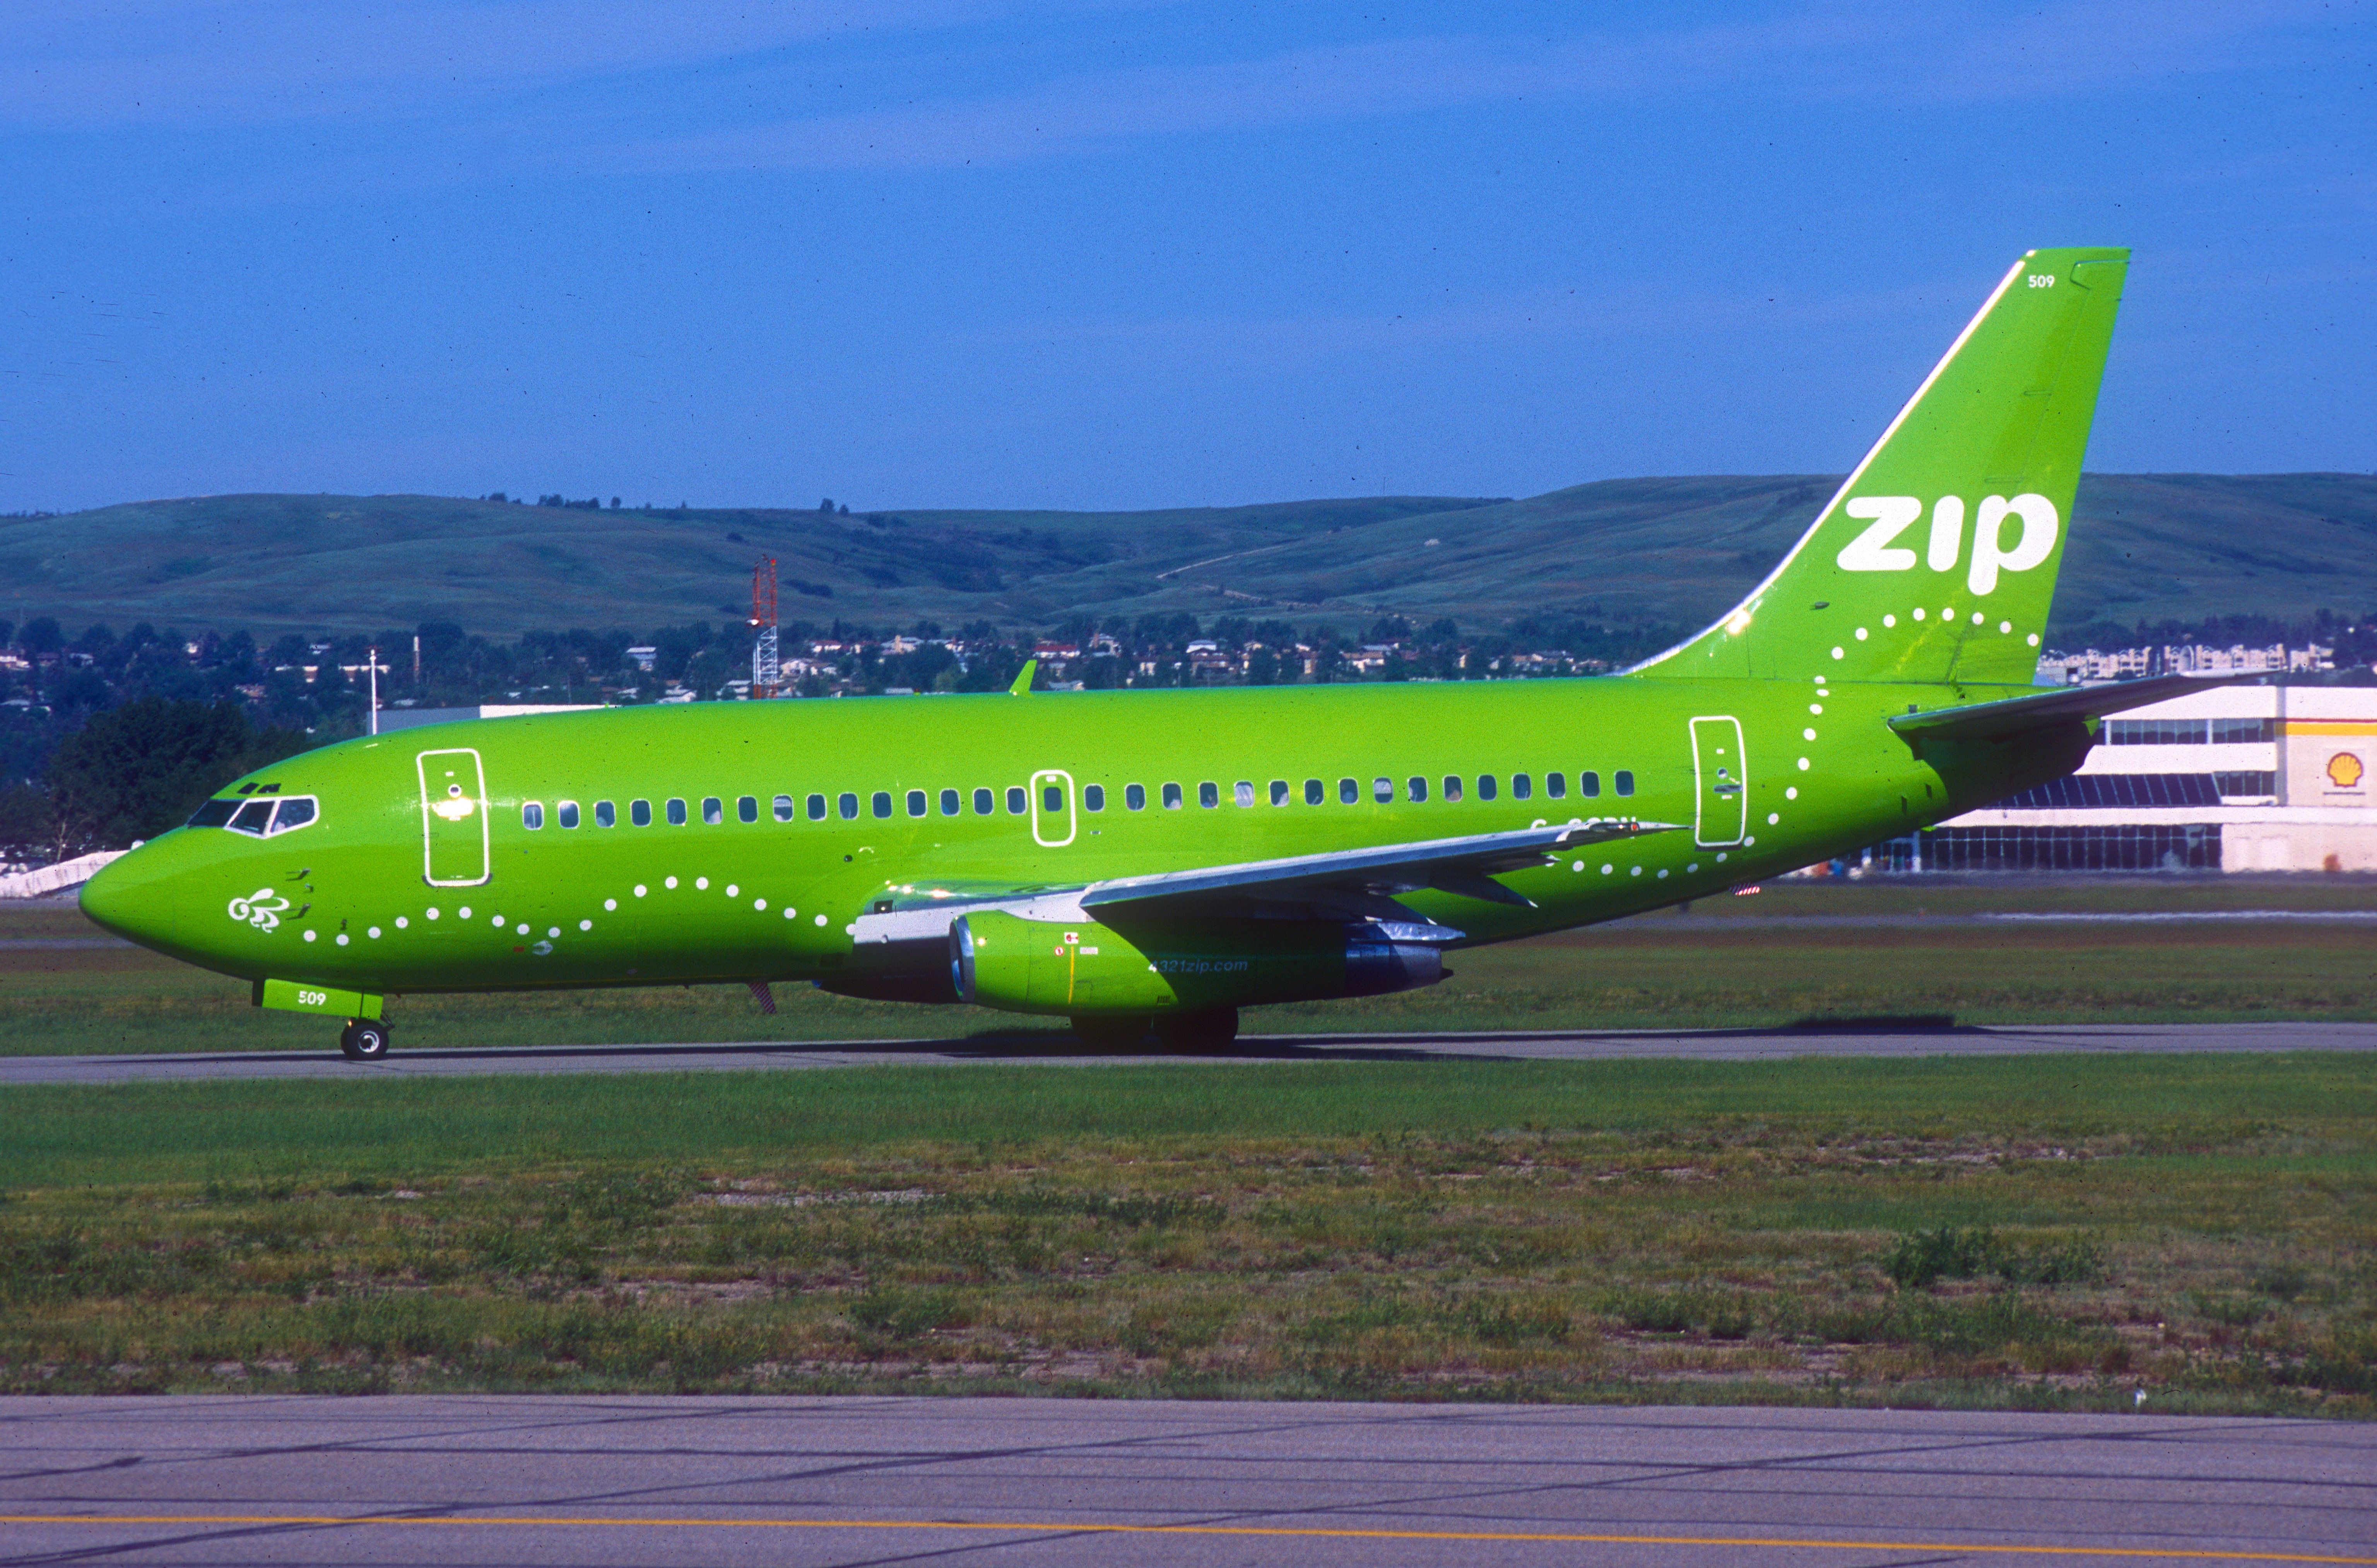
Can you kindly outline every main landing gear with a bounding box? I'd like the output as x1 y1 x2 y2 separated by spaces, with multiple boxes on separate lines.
340 1018 392 1061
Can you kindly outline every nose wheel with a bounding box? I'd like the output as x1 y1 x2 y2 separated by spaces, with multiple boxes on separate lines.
339 1018 392 1061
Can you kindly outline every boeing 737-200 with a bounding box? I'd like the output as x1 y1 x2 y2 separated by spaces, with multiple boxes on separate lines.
82 246 2199 1059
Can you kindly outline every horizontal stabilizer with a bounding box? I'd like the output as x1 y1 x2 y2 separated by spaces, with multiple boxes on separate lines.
1888 673 2264 746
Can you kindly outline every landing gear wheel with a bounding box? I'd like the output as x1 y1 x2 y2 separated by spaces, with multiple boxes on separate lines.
339 1019 391 1061
1155 1006 1239 1053
1070 1015 1153 1052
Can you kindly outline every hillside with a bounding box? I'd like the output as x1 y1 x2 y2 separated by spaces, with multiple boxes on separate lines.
3 475 2370 639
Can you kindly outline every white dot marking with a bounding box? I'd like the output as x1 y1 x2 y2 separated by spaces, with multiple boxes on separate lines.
1797 757 1811 771
1768 812 1780 824
604 898 617 911
1855 627 1868 641
814 913 828 926
634 885 647 898
394 916 407 929
304 930 317 943
1882 614 1896 628
336 933 349 946
695 876 708 890
580 919 593 931
665 876 678 889
1803 728 1817 741
458 906 472 919
1999 620 2013 634
753 897 766 910
1785 787 1798 799
367 926 380 939
1830 646 1844 659
726 884 739 898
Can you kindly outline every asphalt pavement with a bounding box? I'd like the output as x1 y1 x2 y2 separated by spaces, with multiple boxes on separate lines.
3 1020 2374 1084
2 1396 2367 1566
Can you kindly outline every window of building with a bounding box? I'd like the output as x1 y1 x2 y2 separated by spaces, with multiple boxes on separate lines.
2107 718 2213 746
1339 777 1358 804
1407 776 1428 803
595 799 616 827
973 787 994 815
557 800 580 828
872 791 893 819
2215 770 2278 798
941 788 961 816
907 789 928 817
522 801 545 830
701 796 723 825
1544 772 1566 800
2211 717 2278 745
1085 784 1106 811
837 792 858 820
1512 774 1532 800
1199 781 1220 808
1478 775 1498 801
1614 770 1635 797
631 798 652 826
1373 777 1392 803
1126 783 1146 810
737 796 758 824
1580 771 1601 798
1163 782 1184 809
1006 786 1027 815
666 798 688 825
269 797 316 835
807 793 826 822
1305 778 1324 805
1443 775 1464 802
773 794 795 823
1233 781 1255 807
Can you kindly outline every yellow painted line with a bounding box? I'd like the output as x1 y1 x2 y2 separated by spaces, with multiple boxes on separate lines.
2 1513 2372 1563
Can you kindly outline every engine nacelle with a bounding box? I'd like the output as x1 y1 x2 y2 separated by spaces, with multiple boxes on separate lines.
951 912 1446 1017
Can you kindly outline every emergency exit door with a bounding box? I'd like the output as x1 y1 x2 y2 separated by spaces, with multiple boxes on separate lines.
417 747 491 886
1689 717 1747 847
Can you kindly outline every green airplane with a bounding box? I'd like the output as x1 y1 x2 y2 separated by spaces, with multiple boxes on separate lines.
81 246 2199 1061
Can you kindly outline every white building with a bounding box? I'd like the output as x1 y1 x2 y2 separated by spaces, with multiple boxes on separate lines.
1916 683 2377 873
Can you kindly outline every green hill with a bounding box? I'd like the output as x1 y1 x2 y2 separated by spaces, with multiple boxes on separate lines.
4 474 2370 639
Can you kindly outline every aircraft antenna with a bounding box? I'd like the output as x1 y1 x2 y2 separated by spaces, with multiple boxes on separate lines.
750 556 781 698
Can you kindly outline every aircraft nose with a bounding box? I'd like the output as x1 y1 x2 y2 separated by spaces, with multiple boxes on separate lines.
79 842 181 951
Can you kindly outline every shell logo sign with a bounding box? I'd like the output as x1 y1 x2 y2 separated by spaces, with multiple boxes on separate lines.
2327 752 2365 790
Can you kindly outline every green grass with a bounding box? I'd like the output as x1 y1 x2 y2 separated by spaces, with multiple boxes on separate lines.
11 877 2377 1056
5 473 2368 637
2 1053 2369 1410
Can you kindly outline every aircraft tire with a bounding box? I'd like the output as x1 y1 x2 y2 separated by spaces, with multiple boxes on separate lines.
340 1019 391 1061
1156 1006 1239 1053
1070 1015 1153 1052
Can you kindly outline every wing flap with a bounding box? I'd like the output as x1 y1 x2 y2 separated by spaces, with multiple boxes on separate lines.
1887 673 2264 746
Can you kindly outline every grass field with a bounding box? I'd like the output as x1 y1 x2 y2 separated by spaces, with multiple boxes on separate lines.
9 876 2377 1056
2 1053 2368 1411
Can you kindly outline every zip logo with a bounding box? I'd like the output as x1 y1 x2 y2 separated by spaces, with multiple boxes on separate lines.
227 888 291 932
1833 493 2058 594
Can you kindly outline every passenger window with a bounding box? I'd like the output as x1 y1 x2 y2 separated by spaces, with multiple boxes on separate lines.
1580 771 1601 798
667 798 688 826
1233 781 1254 807
1408 776 1428 803
1085 784 1106 811
271 797 317 834
872 791 893 819
737 796 758 823
973 787 994 815
940 788 961 816
1443 776 1464 802
1545 772 1566 800
807 793 827 821
1339 777 1358 804
522 801 546 830
557 800 580 828
1006 786 1027 815
1373 777 1392 803
1615 769 1636 797
1126 783 1146 810
1512 774 1532 800
1305 779 1323 805
1163 782 1184 809
1043 783 1063 814
907 789 927 817
837 793 858 820
1269 780 1288 806
1199 781 1219 808
595 799 617 827
230 799 274 834
701 796 723 825
1478 775 1498 802
631 799 653 827
773 794 795 822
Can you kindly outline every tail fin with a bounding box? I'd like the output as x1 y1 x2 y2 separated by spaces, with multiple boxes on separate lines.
1633 246 2129 686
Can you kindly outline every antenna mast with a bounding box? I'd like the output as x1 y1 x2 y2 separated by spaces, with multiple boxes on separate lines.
749 556 781 698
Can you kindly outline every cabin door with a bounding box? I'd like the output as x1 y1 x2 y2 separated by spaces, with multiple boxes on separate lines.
1689 716 1748 847
1029 769 1077 847
416 747 492 886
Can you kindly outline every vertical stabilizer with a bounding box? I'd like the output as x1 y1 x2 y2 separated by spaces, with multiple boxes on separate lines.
1633 247 2128 686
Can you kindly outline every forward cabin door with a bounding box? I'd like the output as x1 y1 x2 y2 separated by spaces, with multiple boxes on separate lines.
1689 716 1748 847
1029 769 1076 847
417 747 491 886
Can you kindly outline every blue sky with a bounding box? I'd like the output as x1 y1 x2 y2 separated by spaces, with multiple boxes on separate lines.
4 0 2369 514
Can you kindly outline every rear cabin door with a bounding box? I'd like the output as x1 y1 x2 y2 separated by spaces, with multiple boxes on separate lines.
417 747 491 886
1689 716 1748 847
1029 769 1076 847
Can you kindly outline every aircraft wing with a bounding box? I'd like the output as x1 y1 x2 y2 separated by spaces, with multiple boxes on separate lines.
1888 673 2266 746
849 817 1679 946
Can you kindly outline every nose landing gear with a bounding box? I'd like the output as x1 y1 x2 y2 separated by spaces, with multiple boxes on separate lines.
340 1018 392 1061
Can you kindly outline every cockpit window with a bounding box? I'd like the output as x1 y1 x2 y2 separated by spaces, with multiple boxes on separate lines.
270 797 317 834
195 795 317 835
229 800 275 835
186 799 239 829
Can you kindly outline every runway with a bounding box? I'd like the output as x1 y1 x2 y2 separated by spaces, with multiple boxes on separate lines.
1 1397 2368 1566
3 1020 2374 1085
